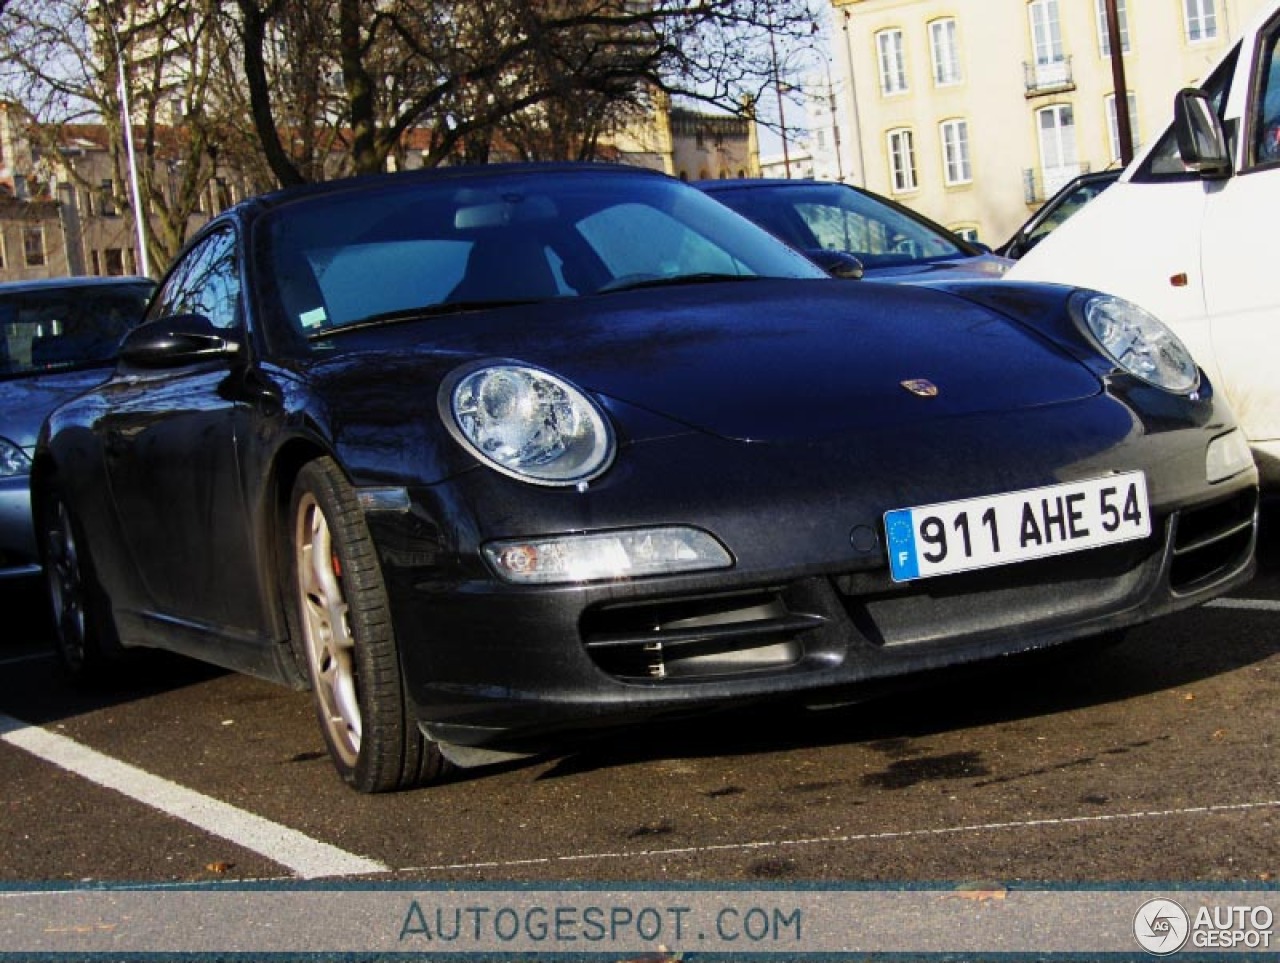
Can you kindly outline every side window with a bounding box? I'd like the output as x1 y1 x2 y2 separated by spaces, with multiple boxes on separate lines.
793 202 879 254
1251 23 1280 166
147 229 241 331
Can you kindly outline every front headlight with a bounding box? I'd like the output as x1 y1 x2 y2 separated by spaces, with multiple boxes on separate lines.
1076 293 1200 393
0 438 31 478
443 363 615 486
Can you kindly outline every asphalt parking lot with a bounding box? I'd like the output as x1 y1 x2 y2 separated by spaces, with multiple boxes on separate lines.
1 514 1277 887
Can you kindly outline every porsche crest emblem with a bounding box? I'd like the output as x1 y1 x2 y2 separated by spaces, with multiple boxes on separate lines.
900 378 939 398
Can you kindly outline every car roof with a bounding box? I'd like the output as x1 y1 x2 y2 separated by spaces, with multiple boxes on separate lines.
241 161 668 215
696 178 843 191
0 276 154 294
1062 169 1122 187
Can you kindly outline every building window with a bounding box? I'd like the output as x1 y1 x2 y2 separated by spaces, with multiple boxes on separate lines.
930 18 962 86
877 28 908 95
951 225 980 243
1036 104 1078 197
887 128 917 193
1096 0 1130 56
940 119 972 185
1106 92 1140 161
1185 0 1218 43
23 226 46 267
1029 0 1067 87
100 179 117 217
104 248 125 276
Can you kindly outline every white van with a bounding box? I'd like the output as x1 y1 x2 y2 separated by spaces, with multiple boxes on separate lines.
1008 1 1280 485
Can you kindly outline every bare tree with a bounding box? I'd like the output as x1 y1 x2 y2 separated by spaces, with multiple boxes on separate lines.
235 0 818 183
0 0 258 270
0 0 819 245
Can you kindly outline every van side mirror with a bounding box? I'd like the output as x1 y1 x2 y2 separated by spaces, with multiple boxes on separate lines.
1173 88 1232 179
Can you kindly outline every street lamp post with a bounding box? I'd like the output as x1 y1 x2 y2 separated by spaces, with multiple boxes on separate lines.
841 9 867 186
110 20 151 277
767 24 792 178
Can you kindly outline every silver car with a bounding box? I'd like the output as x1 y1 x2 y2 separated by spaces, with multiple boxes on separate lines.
0 276 153 581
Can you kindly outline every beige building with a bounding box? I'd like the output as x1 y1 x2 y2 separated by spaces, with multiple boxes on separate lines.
607 92 762 181
829 0 1269 245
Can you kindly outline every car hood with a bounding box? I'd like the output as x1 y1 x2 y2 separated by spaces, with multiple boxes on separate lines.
0 367 116 451
327 279 1102 444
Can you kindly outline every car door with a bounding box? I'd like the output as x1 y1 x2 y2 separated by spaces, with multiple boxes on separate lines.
1200 12 1280 456
98 227 267 642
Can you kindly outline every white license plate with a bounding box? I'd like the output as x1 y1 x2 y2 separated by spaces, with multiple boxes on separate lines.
884 472 1151 582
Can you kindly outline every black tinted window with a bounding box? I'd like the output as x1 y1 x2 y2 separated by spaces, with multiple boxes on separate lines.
148 228 242 331
0 285 152 376
1252 21 1280 165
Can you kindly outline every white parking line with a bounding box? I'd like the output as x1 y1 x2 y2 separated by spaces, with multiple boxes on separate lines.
0 712 388 880
405 798 1280 874
0 651 54 667
1206 597 1280 612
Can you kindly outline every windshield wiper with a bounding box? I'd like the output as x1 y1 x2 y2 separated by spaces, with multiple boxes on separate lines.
597 273 764 295
309 298 543 338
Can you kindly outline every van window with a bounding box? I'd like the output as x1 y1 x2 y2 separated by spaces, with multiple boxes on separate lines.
1252 22 1280 165
1135 42 1240 180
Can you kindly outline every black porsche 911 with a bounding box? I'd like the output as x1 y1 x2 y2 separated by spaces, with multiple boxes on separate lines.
35 163 1258 792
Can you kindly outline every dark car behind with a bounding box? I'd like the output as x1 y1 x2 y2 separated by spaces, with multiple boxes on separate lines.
697 178 1011 279
997 169 1122 259
0 276 153 580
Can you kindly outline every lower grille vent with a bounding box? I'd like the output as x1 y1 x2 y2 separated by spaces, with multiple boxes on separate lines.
581 589 825 680
1171 490 1257 593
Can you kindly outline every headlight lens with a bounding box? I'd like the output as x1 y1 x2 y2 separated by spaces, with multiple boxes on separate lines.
0 438 31 477
1078 294 1199 393
446 364 614 485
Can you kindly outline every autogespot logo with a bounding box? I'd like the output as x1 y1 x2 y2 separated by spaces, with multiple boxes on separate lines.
1134 898 1191 956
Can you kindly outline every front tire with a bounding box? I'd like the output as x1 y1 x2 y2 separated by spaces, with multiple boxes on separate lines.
287 457 447 792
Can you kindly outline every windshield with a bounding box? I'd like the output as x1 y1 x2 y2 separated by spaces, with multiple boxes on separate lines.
707 183 969 270
259 170 827 337
0 284 152 377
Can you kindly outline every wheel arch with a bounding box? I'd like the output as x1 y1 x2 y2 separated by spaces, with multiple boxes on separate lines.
261 436 335 688
28 452 58 556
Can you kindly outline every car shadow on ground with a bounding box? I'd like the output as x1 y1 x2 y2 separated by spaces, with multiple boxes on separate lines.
536 504 1280 781
3 504 1277 781
0 580 229 727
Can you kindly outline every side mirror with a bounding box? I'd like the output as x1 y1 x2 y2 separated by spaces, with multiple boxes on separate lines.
119 313 242 368
999 236 1027 260
806 249 865 280
1173 88 1232 179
